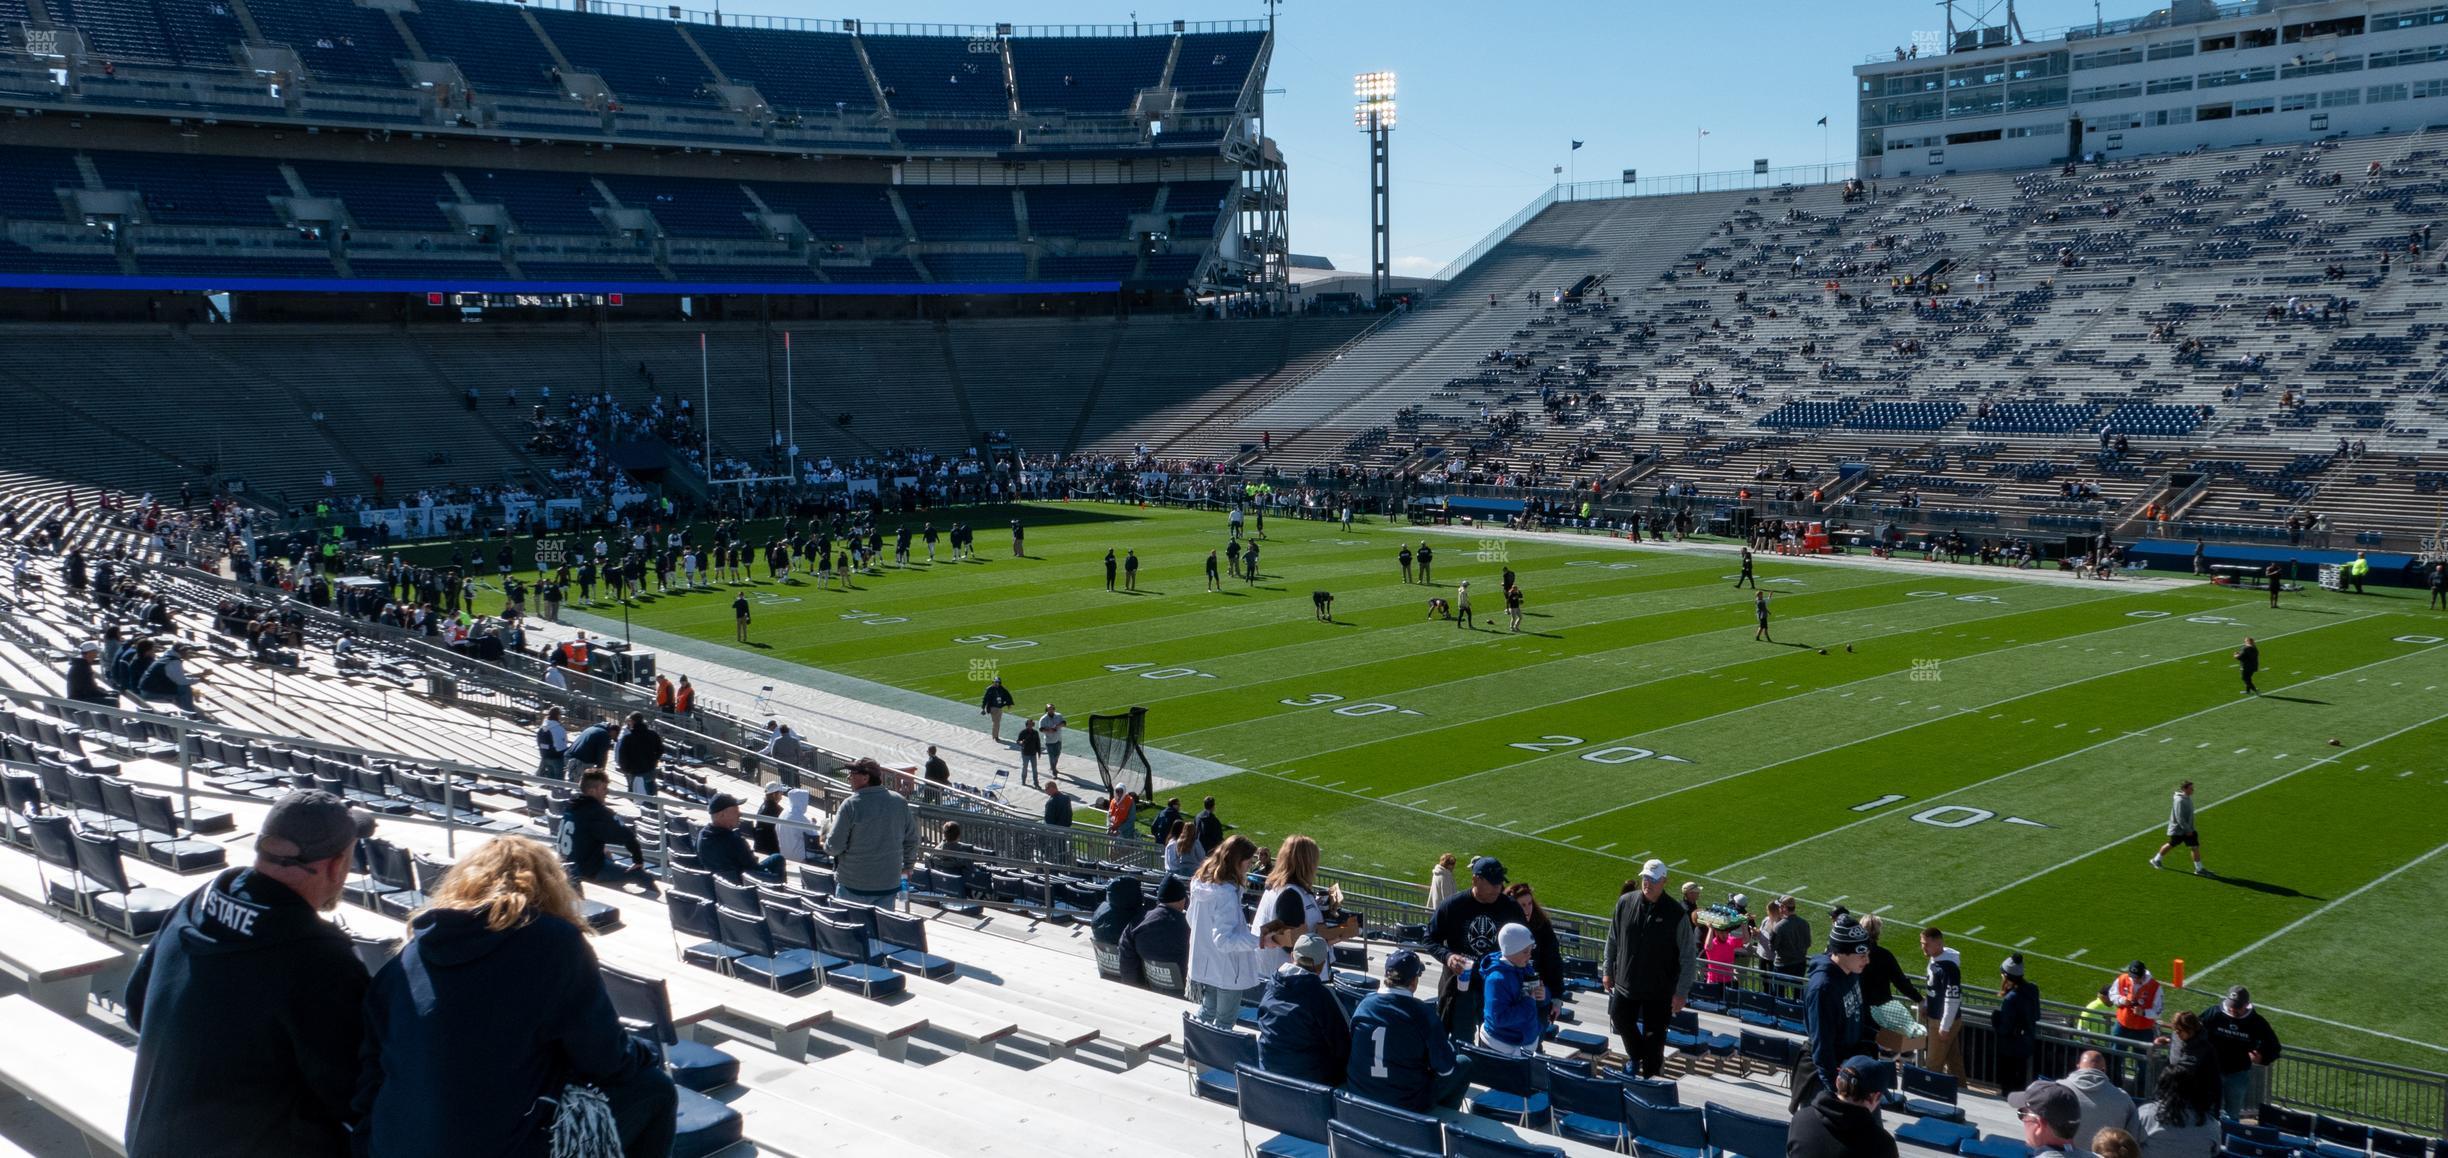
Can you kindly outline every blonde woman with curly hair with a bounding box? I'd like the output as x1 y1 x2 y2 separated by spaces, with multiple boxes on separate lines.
357 836 675 1158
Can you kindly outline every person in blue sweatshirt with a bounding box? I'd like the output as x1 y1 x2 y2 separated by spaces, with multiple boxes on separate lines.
1476 922 1546 1056
356 835 674 1158
1256 934 1351 1085
125 791 373 1158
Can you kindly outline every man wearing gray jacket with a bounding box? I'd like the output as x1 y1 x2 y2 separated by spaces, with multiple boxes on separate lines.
2150 780 2205 875
825 758 919 910
2058 1050 2141 1150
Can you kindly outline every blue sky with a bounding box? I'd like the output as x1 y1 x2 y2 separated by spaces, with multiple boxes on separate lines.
701 0 2107 273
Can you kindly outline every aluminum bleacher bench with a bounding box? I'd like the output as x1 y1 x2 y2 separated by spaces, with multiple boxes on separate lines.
0 993 134 1156
0 901 123 1016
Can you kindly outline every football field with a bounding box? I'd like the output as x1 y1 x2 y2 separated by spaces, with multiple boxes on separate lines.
534 501 2448 1071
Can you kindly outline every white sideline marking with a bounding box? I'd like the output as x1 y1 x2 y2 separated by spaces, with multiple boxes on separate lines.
2193 838 2448 983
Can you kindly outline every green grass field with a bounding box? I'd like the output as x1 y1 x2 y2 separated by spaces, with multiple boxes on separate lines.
497 502 2448 1072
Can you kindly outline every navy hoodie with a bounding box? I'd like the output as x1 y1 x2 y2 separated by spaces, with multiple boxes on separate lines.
125 868 365 1158
356 907 651 1158
1803 954 1873 1092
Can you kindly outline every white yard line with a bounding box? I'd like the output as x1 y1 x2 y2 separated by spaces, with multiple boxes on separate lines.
1919 705 2448 924
1375 595 2213 810
1706 616 2391 874
1166 577 2099 752
2191 838 2448 983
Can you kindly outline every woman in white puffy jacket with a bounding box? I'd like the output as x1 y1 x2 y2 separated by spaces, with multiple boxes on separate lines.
1186 835 1285 1025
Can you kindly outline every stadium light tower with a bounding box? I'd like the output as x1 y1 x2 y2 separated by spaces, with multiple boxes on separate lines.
1354 70 1396 304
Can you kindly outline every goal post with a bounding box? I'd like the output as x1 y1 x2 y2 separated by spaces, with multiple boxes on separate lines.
1087 706 1153 800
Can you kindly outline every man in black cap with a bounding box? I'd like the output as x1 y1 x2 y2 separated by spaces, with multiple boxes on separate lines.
2009 1079 2092 1158
1796 915 1877 1111
125 790 374 1158
1604 858 1695 1078
1787 1055 1900 1158
695 793 781 882
2200 985 2282 1118
1117 873 1191 991
1427 855 1528 1036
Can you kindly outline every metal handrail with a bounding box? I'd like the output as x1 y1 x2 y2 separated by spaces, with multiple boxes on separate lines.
1432 185 1560 284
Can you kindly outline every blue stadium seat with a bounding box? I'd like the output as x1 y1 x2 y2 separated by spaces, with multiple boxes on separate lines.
1332 1091 1446 1154
812 915 905 997
1898 1065 1966 1122
1181 1013 1257 1104
1447 1129 1567 1158
1456 1044 1549 1127
1024 184 1157 240
2366 1126 2430 1158
401 0 564 95
871 908 955 979
1734 1030 1798 1082
1325 1120 1436 1158
0 147 87 223
925 254 1029 284
1543 1062 1626 1148
598 965 739 1093
748 180 903 243
1617 1073 1680 1107
687 24 875 114
2260 1106 2315 1139
1625 1097 1708 1158
667 892 748 975
901 185 1017 242
72 828 178 938
862 34 1010 117
1235 1064 1334 1158
1704 1102 1791 1158
88 150 291 227
669 1086 745 1158
1959 1134 2036 1158
593 173 761 238
1172 31 1264 109
714 904 818 992
1543 1021 1608 1055
528 8 719 107
246 0 413 84
1665 1008 1736 1060
1895 1117 1977 1153
1008 34 1169 113
459 169 608 235
293 157 460 232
